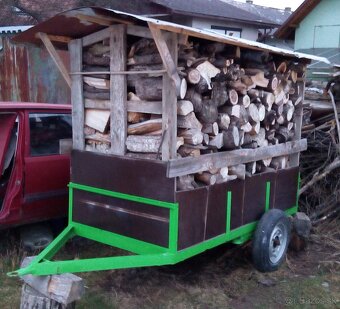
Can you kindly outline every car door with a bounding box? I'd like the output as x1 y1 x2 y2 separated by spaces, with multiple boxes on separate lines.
0 113 17 210
23 111 72 221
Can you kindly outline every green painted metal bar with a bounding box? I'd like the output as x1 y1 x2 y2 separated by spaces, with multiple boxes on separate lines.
173 221 257 263
12 253 177 276
7 225 75 277
168 206 179 253
295 172 301 208
69 182 177 209
265 181 271 212
73 222 168 255
285 206 298 216
226 191 232 234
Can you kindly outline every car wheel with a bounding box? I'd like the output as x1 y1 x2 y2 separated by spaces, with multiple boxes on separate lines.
252 209 291 272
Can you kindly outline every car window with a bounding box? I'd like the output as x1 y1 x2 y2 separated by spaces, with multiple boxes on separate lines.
29 113 72 156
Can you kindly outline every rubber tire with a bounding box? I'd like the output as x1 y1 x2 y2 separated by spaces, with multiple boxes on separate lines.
252 209 291 272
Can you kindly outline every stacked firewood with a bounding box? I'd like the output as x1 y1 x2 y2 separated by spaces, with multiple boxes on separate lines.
81 38 304 188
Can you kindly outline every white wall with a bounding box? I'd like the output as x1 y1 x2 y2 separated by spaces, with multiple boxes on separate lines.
191 17 259 41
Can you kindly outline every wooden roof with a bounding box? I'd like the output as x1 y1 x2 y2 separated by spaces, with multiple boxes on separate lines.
275 0 321 39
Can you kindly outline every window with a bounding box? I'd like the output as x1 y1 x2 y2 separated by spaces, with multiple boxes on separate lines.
211 26 242 38
29 113 72 156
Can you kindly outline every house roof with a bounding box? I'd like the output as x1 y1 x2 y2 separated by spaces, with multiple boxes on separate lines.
13 7 329 64
221 0 292 26
275 0 321 39
151 0 279 27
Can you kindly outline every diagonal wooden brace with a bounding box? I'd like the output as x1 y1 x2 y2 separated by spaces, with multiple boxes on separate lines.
36 32 72 88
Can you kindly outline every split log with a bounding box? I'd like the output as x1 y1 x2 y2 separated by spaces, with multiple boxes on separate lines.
263 110 276 129
229 164 246 180
195 172 217 185
197 99 218 124
241 122 253 133
178 129 204 145
177 137 185 150
177 112 203 130
228 80 247 95
282 100 295 121
85 109 110 133
83 51 110 66
203 133 210 146
177 175 197 190
185 88 203 112
256 103 266 121
228 89 239 105
178 146 201 157
127 118 162 135
195 61 221 90
239 95 251 108
127 53 162 65
177 100 194 116
20 257 84 308
260 91 275 111
249 122 261 135
84 77 109 90
246 161 256 175
127 92 150 123
211 82 229 106
248 103 260 123
276 126 292 143
135 77 163 100
222 125 239 150
251 71 269 88
126 135 161 153
270 156 288 170
219 104 241 118
186 68 201 84
202 122 219 135
216 174 237 184
209 133 224 149
217 113 230 130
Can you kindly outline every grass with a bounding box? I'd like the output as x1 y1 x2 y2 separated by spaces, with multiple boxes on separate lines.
0 220 339 309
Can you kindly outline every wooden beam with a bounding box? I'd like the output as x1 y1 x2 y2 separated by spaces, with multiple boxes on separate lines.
47 34 72 43
161 32 178 161
167 139 307 178
84 98 162 114
76 13 133 26
82 25 152 47
69 38 85 150
148 23 182 94
36 32 71 88
110 25 127 155
70 69 167 75
127 25 153 39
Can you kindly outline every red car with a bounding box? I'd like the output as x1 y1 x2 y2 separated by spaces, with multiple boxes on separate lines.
0 103 71 239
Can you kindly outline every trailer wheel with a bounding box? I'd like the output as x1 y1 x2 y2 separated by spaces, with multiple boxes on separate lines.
252 209 291 272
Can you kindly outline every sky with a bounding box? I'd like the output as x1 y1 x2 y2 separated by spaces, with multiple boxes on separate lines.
238 0 305 10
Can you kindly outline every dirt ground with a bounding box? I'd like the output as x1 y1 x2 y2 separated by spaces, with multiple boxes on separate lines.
0 218 339 309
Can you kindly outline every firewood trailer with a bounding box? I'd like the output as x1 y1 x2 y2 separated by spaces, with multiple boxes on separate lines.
8 8 329 277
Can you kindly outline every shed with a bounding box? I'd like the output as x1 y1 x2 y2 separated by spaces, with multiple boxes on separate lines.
11 7 330 276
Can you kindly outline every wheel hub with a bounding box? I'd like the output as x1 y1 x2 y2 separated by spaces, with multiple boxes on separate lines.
269 222 287 264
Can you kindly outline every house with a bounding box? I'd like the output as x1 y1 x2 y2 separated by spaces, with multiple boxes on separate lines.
276 0 340 68
0 0 291 42
151 0 291 41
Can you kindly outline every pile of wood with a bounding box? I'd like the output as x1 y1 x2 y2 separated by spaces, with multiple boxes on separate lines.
81 37 304 188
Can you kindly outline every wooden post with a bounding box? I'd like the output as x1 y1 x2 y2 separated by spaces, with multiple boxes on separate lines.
110 25 127 155
69 39 85 150
290 80 304 167
161 32 178 160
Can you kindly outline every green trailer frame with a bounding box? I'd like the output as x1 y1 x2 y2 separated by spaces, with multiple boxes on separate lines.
8 178 299 277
